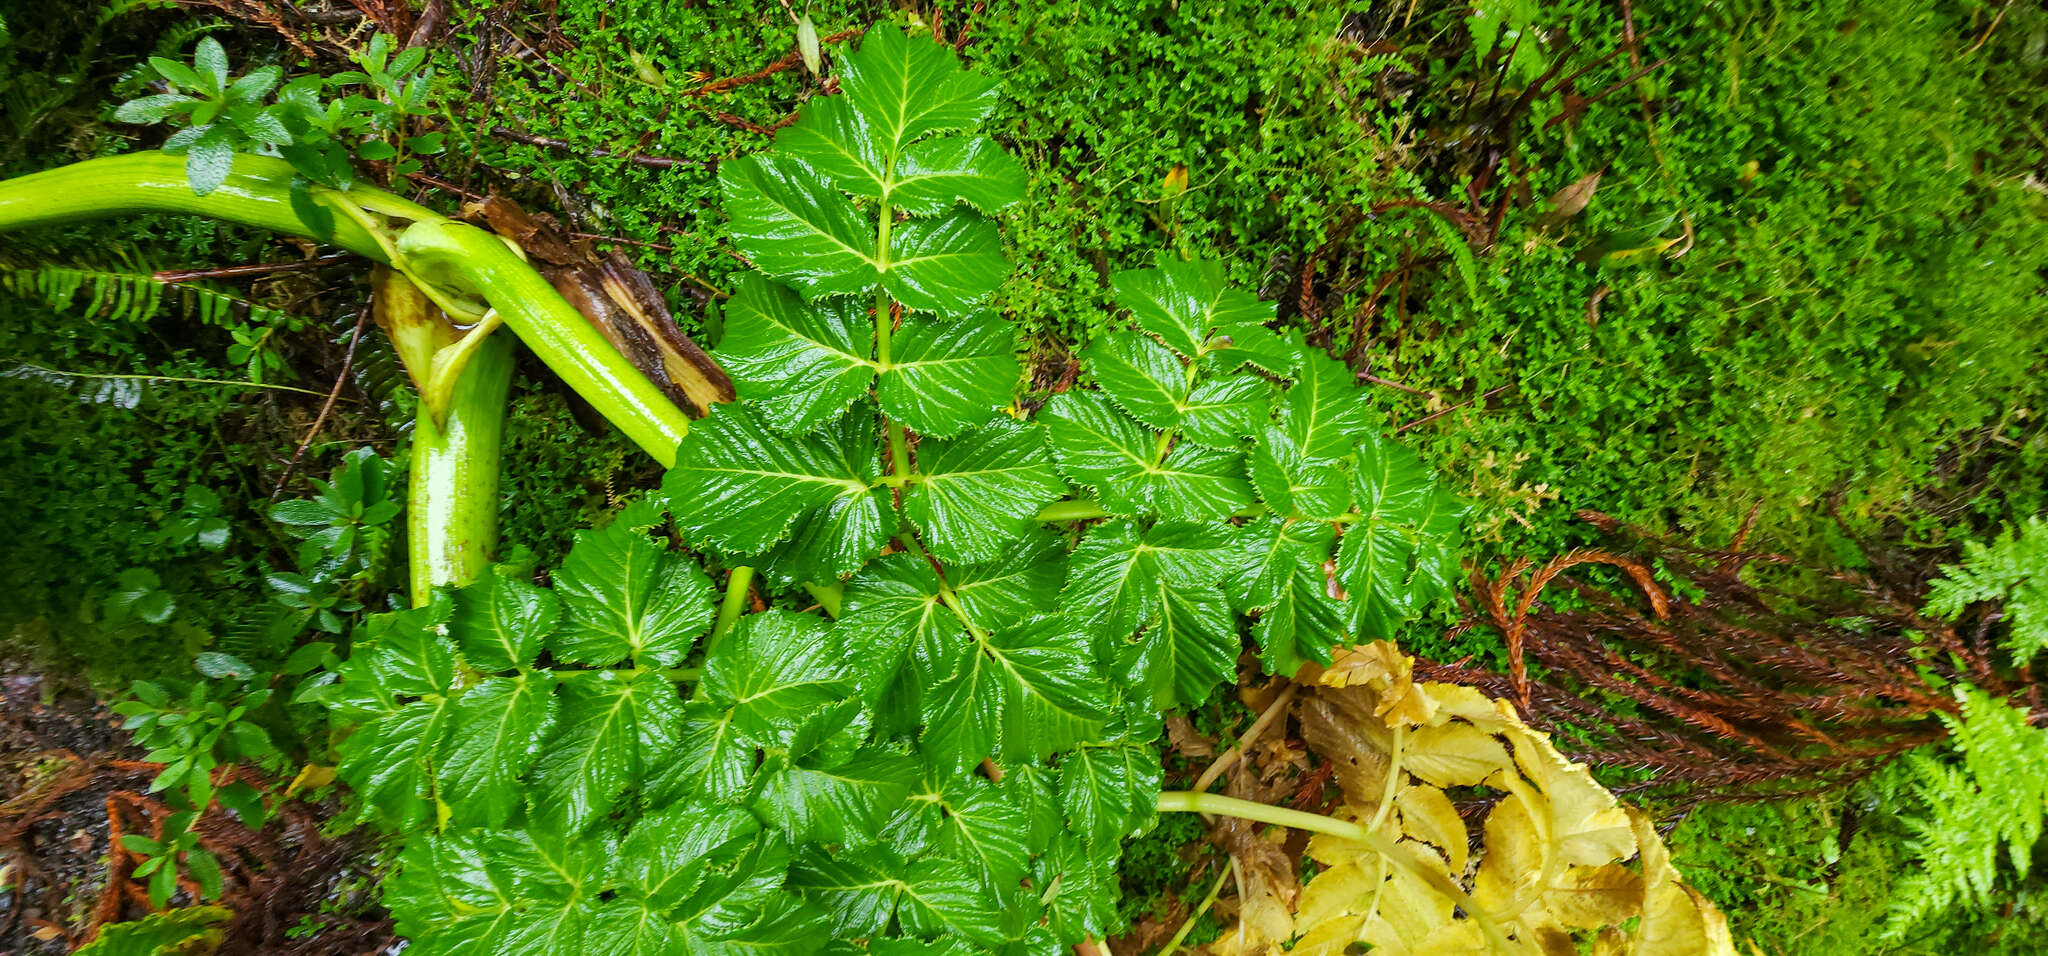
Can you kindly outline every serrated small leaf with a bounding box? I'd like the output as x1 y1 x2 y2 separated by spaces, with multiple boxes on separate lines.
665 404 889 558
839 28 999 156
1064 520 1239 640
551 517 714 667
1179 371 1274 449
1120 584 1238 710
1254 565 1348 679
1038 831 1123 941
1039 391 1157 516
721 154 880 299
753 746 919 844
716 274 875 432
1087 330 1189 429
948 529 1068 624
1336 433 1465 640
879 310 1017 437
440 672 558 829
617 800 763 909
894 135 1027 215
1059 739 1163 845
1230 515 1337 613
642 700 753 805
1111 257 1277 363
906 418 1063 564
774 95 889 198
835 554 955 704
452 563 560 672
338 600 457 702
700 610 855 747
336 695 453 830
528 670 684 834
1040 392 1255 519
1249 424 1351 520
793 851 1006 945
1282 345 1378 462
1148 442 1257 520
885 211 1008 313
917 615 1107 772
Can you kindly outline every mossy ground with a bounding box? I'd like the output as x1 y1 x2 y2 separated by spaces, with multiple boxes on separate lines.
2 0 2044 951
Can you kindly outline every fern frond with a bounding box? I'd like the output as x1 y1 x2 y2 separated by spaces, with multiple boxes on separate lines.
1886 685 2048 937
1926 517 2048 666
1 251 285 328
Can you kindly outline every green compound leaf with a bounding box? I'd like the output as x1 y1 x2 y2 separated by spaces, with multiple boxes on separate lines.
450 563 558 672
1249 424 1351 521
528 669 684 835
1087 330 1189 429
720 154 879 300
753 745 919 845
1040 392 1254 520
893 136 1027 216
835 554 955 702
1063 520 1239 640
1281 344 1378 463
915 615 1108 772
792 851 1008 945
439 672 558 829
550 514 715 667
879 311 1017 437
665 404 891 563
1058 736 1163 845
1118 579 1238 711
837 27 1000 160
1335 432 1466 641
1110 256 1293 373
905 418 1064 565
885 211 1009 313
698 610 855 748
716 274 875 433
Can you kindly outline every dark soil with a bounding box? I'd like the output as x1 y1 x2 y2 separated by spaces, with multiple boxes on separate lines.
0 668 397 955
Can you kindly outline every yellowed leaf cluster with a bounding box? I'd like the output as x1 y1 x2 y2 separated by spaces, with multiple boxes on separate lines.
1207 642 1735 956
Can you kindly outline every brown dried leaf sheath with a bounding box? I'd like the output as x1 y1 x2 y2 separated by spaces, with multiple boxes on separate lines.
471 196 734 416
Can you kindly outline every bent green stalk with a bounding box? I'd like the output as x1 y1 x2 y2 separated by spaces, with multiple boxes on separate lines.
0 154 691 465
409 333 514 605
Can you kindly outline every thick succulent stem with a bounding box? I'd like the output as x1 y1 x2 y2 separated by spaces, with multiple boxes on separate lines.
393 218 691 465
0 153 416 260
407 331 513 604
0 155 695 466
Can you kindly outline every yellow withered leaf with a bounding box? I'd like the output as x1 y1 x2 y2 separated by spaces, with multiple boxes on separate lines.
1202 641 1738 956
1545 864 1646 930
1396 784 1470 874
1403 720 1510 788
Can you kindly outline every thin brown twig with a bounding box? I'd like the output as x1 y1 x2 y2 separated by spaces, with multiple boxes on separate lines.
1395 383 1515 433
271 311 369 502
153 254 352 285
